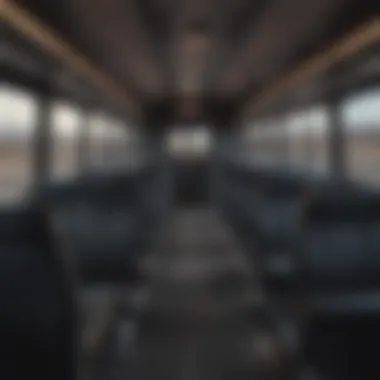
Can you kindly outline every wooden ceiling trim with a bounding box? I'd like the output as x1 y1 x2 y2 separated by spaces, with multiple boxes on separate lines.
0 0 141 120
219 0 347 95
243 17 380 119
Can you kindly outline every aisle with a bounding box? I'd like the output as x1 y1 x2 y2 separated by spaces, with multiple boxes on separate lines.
130 208 264 380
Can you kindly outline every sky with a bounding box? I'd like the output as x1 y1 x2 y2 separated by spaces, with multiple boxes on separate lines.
0 84 380 138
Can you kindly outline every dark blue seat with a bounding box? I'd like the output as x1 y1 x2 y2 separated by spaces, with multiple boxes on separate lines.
41 174 145 284
298 189 380 379
218 169 308 287
300 188 380 293
0 205 78 380
41 169 171 284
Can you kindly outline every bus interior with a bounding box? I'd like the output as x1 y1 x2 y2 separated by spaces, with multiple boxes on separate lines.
0 0 380 379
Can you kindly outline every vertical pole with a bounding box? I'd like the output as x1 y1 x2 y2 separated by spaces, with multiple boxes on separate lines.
33 90 52 190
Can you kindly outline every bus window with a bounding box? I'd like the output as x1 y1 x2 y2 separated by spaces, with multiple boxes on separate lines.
343 89 380 187
166 125 213 160
0 84 36 202
88 114 110 170
247 119 289 168
287 107 328 177
51 102 80 180
101 120 132 169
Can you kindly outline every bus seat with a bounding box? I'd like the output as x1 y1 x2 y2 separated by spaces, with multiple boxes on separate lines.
43 174 144 284
219 169 308 263
43 170 170 284
300 189 380 292
298 190 380 379
0 205 78 380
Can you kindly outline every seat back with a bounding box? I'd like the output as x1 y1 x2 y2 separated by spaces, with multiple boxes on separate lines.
41 169 171 284
42 174 144 284
0 205 78 380
299 188 380 379
301 189 380 292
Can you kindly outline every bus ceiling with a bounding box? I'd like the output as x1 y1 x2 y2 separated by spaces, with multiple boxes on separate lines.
1 0 378 126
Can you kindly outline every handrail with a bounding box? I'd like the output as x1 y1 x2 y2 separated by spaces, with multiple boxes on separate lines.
243 17 380 119
0 0 140 120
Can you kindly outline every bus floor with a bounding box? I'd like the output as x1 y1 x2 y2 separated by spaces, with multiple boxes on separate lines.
95 207 268 380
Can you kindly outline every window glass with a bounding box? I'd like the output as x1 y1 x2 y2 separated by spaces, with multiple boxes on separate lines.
88 114 136 170
242 106 328 176
0 84 36 202
101 119 131 169
287 107 329 176
246 119 289 168
343 89 380 187
51 101 80 179
88 113 108 169
166 125 213 159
